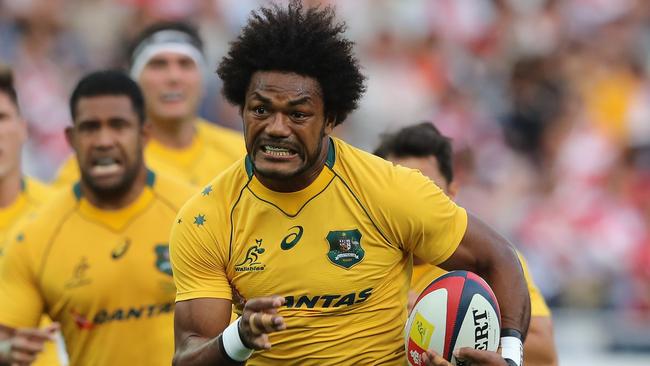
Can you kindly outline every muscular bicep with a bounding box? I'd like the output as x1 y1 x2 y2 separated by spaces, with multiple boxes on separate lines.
437 212 516 273
174 298 233 349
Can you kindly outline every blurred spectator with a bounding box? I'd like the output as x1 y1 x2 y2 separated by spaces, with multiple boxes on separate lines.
0 0 90 180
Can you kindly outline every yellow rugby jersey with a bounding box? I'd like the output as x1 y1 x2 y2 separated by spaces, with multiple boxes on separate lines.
410 252 551 317
0 170 194 366
54 118 245 188
145 118 245 186
518 254 551 317
0 178 60 366
0 177 52 249
171 137 468 365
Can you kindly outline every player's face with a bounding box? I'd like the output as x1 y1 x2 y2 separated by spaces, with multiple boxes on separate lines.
388 155 451 194
66 95 146 197
138 52 202 123
0 93 26 178
243 71 333 185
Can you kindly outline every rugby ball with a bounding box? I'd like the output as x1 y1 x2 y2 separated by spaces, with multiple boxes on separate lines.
405 270 501 366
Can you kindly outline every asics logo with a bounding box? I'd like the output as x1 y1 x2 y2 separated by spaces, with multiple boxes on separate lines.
280 226 303 250
111 239 130 260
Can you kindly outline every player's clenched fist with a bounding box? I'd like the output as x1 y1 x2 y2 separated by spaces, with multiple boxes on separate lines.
238 296 286 350
0 323 59 366
423 348 508 366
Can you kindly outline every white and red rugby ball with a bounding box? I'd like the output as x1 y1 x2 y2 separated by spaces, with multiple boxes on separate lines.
405 270 501 366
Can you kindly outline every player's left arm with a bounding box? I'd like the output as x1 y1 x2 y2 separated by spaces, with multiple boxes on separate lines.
437 213 530 365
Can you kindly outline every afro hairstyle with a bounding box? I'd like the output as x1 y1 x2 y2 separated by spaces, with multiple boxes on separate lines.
217 0 366 125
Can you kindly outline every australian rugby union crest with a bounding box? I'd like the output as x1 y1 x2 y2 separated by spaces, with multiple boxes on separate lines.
326 229 364 269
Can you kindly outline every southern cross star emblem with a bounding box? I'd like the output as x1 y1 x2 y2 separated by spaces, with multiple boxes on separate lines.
194 214 206 226
201 186 213 196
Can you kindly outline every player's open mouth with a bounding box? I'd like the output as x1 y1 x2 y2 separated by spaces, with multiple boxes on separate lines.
90 157 122 176
261 145 298 159
161 91 185 102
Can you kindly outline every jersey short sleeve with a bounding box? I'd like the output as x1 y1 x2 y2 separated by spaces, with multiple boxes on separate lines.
0 228 45 328
518 253 551 317
169 195 232 302
378 166 468 266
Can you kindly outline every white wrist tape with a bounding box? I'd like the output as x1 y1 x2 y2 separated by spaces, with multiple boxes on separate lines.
500 336 524 366
54 330 70 366
0 339 11 361
222 318 254 362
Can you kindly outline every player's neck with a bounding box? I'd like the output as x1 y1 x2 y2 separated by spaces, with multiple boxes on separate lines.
150 115 196 149
82 166 149 210
0 169 22 208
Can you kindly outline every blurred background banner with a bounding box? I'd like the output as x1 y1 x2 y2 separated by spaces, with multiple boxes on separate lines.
1 0 649 363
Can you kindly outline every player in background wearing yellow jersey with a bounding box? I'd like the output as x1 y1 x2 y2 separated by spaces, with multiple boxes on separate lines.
0 70 194 365
0 66 61 366
0 67 53 258
55 22 245 187
374 122 558 366
170 2 529 365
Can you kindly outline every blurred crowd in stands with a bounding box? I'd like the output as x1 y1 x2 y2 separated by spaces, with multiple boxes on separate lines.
1 0 649 317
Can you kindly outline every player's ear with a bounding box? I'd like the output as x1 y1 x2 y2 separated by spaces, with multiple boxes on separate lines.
141 120 152 144
64 126 75 148
448 180 459 199
324 117 335 135
16 117 27 143
239 106 246 131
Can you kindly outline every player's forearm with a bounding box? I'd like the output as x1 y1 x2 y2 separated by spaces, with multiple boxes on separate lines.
482 244 530 336
478 218 530 336
172 335 243 366
475 241 530 366
523 316 558 366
